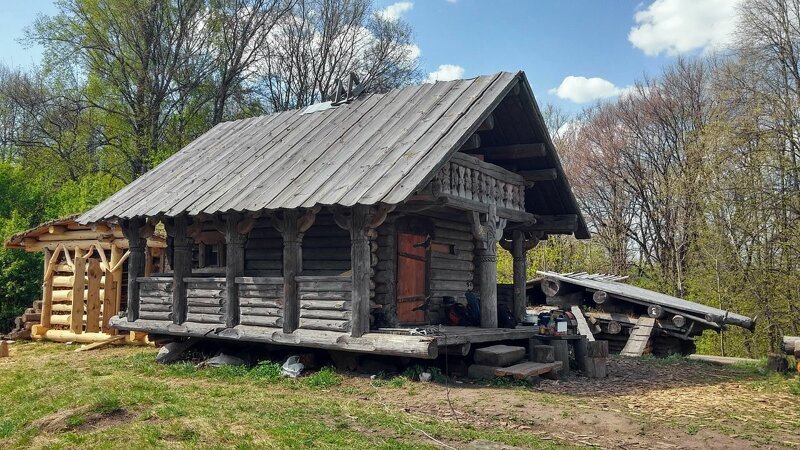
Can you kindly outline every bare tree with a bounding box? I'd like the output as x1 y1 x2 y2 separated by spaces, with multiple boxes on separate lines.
258 0 420 111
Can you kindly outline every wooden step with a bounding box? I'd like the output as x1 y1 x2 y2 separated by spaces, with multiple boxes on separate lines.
494 361 563 379
474 344 526 366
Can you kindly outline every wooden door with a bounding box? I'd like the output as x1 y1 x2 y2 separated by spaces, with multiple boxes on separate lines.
396 232 428 325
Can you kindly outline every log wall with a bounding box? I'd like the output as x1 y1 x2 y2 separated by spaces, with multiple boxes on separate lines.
244 219 282 276
237 277 283 328
298 276 352 332
138 276 173 322
302 213 351 276
184 277 225 325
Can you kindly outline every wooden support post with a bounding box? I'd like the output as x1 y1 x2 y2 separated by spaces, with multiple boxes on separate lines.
40 248 54 331
107 244 123 334
224 213 251 328
350 205 372 338
511 230 527 322
335 204 392 338
273 209 316 334
169 216 192 325
122 218 146 322
85 258 102 333
469 205 506 328
71 256 87 334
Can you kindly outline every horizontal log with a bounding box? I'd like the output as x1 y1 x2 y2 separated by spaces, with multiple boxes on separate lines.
302 260 351 271
295 276 351 282
240 315 283 327
519 168 558 182
299 291 352 301
187 305 223 315
186 297 224 307
140 303 172 313
300 300 351 310
110 317 438 359
236 277 283 285
140 311 171 321
185 313 223 324
239 306 282 317
300 309 351 320
298 281 353 292
187 288 225 298
478 143 546 160
240 299 283 308
140 296 173 306
429 279 472 292
299 318 350 332
53 289 107 302
429 268 474 281
239 288 284 298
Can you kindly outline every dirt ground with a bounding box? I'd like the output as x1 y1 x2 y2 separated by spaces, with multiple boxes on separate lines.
369 356 800 449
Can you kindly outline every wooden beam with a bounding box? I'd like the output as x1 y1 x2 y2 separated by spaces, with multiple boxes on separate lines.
121 218 146 322
519 168 558 183
523 214 578 234
71 257 87 334
477 114 495 131
474 143 546 160
85 258 102 333
434 194 536 223
459 133 481 151
273 209 317 334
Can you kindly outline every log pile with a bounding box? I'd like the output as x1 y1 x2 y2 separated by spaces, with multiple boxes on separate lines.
3 300 43 340
530 272 756 357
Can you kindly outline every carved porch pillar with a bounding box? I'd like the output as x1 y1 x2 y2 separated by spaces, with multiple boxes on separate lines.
469 205 507 328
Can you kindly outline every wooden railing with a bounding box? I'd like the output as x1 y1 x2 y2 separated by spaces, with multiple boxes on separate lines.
237 277 284 328
433 153 525 211
297 276 352 332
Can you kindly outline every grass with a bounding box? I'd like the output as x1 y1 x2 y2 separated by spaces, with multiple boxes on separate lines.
0 342 569 449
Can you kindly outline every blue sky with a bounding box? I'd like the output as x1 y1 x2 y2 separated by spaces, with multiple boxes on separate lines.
0 0 742 113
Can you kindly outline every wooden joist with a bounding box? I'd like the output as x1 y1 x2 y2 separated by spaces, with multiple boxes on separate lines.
519 168 558 183
474 143 546 160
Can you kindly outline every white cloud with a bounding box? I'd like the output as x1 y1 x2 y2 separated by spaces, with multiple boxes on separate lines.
378 2 413 21
629 0 743 56
548 76 633 103
426 64 465 83
405 43 421 60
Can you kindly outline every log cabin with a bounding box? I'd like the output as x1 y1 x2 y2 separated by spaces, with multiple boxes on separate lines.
4 215 166 343
78 71 590 359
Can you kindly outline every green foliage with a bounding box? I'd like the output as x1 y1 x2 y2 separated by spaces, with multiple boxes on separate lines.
45 172 125 218
0 162 48 332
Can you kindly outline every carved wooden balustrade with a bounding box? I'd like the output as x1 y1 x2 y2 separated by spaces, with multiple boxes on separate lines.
432 153 525 212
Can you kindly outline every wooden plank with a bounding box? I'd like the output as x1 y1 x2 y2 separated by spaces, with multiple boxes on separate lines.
74 335 126 352
570 306 595 342
85 259 102 333
620 316 656 357
70 257 87 334
495 361 562 379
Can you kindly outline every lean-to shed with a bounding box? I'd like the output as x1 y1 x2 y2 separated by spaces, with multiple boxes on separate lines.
4 216 166 343
79 71 589 358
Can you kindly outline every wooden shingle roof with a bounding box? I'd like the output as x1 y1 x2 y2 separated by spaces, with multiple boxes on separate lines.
80 72 588 237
